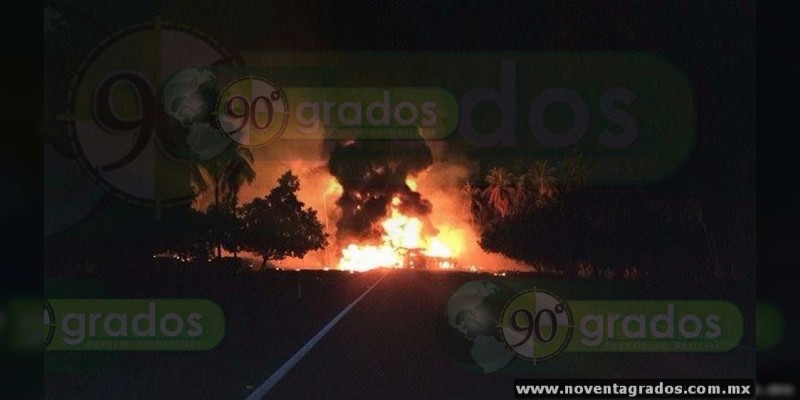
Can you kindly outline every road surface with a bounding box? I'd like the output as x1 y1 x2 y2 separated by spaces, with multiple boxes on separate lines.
259 270 512 399
46 269 515 399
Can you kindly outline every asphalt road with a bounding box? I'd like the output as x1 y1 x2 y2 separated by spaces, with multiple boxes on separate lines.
262 269 512 399
45 269 518 399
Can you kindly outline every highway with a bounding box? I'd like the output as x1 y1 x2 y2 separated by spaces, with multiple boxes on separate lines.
259 270 512 399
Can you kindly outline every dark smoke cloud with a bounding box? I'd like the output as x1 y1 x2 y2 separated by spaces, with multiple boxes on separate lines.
327 140 433 242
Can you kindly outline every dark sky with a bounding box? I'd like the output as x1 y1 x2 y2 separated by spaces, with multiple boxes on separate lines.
45 0 757 202
185 1 757 200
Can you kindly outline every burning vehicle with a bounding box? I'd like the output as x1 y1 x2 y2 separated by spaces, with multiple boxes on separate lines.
402 248 457 270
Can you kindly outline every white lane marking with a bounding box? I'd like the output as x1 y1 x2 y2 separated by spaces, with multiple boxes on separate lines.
245 273 388 400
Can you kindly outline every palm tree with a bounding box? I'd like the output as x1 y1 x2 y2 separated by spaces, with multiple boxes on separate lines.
460 181 487 226
484 167 514 218
214 147 256 205
511 173 530 216
528 160 558 208
193 146 256 258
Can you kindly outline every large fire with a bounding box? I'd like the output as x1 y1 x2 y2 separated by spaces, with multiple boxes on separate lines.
336 179 463 272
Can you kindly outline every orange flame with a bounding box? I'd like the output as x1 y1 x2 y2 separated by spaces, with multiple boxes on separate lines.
337 196 462 272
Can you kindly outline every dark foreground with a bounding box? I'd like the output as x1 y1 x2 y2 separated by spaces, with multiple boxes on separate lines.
45 268 753 399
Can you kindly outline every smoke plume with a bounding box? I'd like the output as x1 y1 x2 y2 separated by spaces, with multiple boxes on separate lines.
327 139 434 243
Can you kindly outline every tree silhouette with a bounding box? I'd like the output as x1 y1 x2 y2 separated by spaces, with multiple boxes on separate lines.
192 147 256 257
460 181 486 226
241 171 328 268
528 160 558 208
205 198 243 259
484 167 514 218
510 173 530 216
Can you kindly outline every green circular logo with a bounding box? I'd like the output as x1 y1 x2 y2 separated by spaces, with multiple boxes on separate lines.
67 21 241 207
215 76 289 148
500 288 573 363
44 299 56 349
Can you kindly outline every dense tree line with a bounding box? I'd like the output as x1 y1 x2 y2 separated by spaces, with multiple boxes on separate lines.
463 152 741 283
44 170 327 276
162 171 328 268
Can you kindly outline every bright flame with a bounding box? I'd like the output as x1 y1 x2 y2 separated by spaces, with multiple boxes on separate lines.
339 243 402 271
438 260 455 269
383 199 423 249
337 196 462 272
325 178 343 196
425 238 452 258
405 177 418 191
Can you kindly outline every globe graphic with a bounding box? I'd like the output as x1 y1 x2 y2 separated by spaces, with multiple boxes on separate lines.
440 280 516 373
158 67 232 161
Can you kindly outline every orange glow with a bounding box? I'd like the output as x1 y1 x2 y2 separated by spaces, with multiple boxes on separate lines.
337 196 463 272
